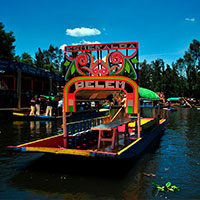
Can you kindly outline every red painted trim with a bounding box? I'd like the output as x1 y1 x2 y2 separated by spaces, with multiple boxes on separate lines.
1 80 9 89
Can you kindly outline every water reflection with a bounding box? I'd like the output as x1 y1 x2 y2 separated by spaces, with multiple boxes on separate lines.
46 121 52 134
29 121 54 137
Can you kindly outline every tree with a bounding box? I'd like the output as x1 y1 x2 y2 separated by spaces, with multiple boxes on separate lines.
161 64 182 98
35 45 63 74
185 40 200 98
176 39 200 98
175 58 186 77
35 48 45 68
0 22 16 60
139 60 152 89
151 59 165 92
20 52 33 65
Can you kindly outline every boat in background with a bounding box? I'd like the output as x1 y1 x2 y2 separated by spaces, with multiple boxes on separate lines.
163 107 177 111
12 108 108 121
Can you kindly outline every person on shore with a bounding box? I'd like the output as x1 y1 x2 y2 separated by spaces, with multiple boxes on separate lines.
30 97 35 115
57 98 63 116
35 95 41 116
45 96 53 116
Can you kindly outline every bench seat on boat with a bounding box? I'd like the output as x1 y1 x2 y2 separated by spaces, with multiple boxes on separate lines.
91 117 131 149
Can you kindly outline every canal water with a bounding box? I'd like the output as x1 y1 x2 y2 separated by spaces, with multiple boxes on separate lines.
0 108 200 199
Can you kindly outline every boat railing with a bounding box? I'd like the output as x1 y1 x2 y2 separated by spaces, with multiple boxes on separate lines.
66 115 111 135
66 115 112 149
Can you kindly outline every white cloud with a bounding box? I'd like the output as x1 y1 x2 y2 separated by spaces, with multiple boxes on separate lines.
59 44 67 51
185 17 195 22
66 27 101 37
59 40 100 51
72 39 100 45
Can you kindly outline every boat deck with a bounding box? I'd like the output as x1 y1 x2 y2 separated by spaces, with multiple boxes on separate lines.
10 118 165 156
87 133 137 153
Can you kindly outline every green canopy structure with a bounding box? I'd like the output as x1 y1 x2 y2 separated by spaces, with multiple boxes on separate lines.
139 87 160 100
39 95 55 101
167 97 182 101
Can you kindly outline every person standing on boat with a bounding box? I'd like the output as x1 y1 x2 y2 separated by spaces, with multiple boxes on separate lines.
45 96 53 116
30 97 36 115
35 95 41 116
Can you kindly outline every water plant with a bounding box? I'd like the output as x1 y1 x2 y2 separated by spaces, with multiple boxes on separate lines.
152 181 180 196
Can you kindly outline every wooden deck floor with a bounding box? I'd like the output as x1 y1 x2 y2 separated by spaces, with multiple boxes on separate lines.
88 132 137 153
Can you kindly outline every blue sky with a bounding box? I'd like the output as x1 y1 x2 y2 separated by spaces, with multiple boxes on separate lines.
1 0 200 65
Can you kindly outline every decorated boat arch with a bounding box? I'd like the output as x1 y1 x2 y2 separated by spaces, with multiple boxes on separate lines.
64 42 139 79
8 42 166 160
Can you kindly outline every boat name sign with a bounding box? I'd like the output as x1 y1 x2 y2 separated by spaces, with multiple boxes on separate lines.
75 80 125 90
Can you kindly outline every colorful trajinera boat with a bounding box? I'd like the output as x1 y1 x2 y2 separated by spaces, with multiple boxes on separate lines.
8 42 166 160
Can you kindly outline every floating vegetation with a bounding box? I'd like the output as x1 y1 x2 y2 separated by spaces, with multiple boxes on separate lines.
152 181 180 197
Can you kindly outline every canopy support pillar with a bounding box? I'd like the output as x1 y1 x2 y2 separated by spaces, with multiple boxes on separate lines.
63 111 67 148
137 113 141 138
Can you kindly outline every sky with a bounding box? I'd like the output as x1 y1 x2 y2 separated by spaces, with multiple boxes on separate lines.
1 0 200 65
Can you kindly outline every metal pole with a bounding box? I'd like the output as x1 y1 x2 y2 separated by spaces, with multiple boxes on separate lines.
17 68 21 109
49 77 53 96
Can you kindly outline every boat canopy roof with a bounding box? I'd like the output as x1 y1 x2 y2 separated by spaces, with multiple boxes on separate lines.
167 97 183 101
139 87 160 100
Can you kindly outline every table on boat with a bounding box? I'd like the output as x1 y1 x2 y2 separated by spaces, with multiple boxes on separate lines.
91 117 132 149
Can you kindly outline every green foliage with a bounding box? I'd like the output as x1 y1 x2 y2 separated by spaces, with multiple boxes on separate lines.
139 60 152 88
0 22 16 60
152 181 180 196
35 48 45 68
20 52 34 65
139 39 200 98
35 45 63 74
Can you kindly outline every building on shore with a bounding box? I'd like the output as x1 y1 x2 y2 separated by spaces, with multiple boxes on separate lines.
0 59 64 108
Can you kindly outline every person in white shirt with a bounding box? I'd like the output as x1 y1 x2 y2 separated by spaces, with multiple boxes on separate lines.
57 98 63 116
